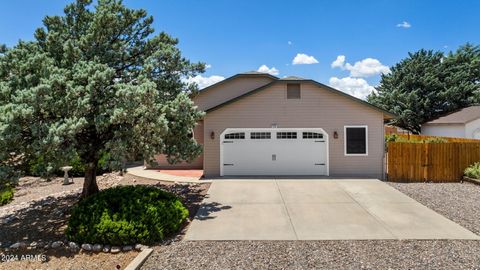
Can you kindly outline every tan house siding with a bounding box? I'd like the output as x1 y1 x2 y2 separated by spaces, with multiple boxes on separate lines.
152 120 204 169
193 76 274 111
203 82 385 178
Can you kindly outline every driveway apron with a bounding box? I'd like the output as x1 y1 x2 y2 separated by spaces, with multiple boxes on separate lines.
185 179 479 240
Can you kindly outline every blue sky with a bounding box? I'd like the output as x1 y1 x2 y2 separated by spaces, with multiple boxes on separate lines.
1 0 479 98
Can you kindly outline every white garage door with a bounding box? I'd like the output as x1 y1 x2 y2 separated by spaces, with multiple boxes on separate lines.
220 128 328 176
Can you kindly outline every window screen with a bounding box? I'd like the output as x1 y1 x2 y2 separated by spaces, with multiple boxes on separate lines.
250 132 271 139
345 127 367 154
287 84 301 99
224 132 245 139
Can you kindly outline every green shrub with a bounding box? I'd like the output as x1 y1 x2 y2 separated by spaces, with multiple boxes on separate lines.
67 154 86 177
0 186 14 206
27 152 111 177
421 137 448 143
66 185 189 245
465 162 480 179
385 134 448 143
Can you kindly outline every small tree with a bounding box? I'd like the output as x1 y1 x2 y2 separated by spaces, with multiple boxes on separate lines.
0 0 204 197
368 44 480 133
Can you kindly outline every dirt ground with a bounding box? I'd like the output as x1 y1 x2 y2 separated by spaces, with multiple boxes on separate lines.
0 249 138 270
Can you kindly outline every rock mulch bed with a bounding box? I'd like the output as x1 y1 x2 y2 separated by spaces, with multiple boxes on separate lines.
0 173 210 269
0 173 123 247
389 181 480 235
143 182 480 270
1 249 139 270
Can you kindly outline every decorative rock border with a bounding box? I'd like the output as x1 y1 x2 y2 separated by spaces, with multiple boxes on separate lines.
2 240 149 254
463 176 480 185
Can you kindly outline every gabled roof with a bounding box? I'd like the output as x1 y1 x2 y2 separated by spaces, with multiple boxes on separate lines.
193 71 278 96
423 106 480 124
204 77 396 119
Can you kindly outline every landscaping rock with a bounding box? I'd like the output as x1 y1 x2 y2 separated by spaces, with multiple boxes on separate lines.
93 244 103 252
134 244 146 251
102 245 111 253
51 241 63 248
110 246 121 254
122 245 133 252
10 242 27 249
69 242 79 250
81 243 93 251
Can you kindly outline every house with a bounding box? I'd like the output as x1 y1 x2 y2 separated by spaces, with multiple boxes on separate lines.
421 106 480 139
152 72 395 178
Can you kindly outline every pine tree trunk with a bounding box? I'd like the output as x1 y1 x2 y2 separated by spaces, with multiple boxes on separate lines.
81 161 99 197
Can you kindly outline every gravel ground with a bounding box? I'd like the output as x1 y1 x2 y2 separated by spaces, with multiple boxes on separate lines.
1 249 138 270
143 182 480 270
389 182 480 235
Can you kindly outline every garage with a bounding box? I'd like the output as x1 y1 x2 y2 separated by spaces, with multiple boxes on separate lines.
220 128 328 176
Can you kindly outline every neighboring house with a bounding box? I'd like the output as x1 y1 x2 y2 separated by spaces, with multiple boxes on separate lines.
421 106 480 139
151 72 395 178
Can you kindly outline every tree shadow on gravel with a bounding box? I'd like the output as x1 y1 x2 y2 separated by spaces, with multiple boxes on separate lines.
0 194 78 245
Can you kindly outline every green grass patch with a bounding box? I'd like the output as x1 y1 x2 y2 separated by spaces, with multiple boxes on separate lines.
0 186 14 206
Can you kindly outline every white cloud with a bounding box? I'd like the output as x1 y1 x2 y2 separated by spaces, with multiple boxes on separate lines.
257 64 279 75
396 21 411 28
331 56 390 77
329 76 376 99
205 64 212 69
292 53 319 65
331 55 346 68
185 75 225 89
288 41 292 45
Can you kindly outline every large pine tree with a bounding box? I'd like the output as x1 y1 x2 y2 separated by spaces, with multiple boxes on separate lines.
0 0 205 196
368 44 480 133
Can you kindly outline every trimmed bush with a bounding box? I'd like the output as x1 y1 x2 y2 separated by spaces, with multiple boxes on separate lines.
66 185 188 245
0 186 14 206
465 162 480 179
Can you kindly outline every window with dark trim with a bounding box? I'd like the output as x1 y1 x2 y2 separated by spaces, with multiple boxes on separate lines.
277 132 297 139
287 83 301 99
345 127 367 155
302 132 323 139
225 132 245 139
250 132 271 139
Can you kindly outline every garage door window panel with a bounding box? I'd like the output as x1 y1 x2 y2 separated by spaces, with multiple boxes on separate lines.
344 126 368 156
251 132 271 139
303 132 323 139
277 132 297 139
225 132 245 139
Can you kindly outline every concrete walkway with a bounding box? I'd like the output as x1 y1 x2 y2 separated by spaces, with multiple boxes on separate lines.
126 166 210 183
185 179 479 240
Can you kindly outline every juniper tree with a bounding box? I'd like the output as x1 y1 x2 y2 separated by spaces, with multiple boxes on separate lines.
0 0 204 196
367 44 480 133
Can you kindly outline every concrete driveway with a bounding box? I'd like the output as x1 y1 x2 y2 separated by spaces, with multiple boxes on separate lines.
185 179 479 240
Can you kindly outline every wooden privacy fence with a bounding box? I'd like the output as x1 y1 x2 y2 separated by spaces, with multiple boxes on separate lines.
387 142 480 182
